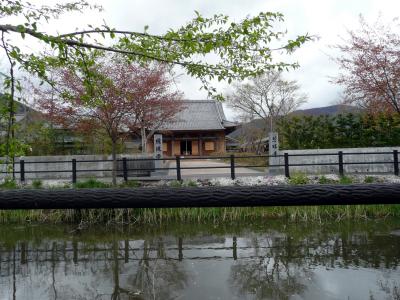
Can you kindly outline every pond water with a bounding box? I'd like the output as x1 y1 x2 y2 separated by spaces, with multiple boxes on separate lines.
0 219 400 300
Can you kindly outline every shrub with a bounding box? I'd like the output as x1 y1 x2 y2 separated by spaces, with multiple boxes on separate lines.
339 176 353 184
0 178 17 189
289 172 309 185
318 175 337 184
31 179 43 189
185 180 198 187
74 178 111 188
169 180 183 187
364 176 375 183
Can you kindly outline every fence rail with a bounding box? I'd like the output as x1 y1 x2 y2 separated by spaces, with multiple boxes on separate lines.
0 150 400 183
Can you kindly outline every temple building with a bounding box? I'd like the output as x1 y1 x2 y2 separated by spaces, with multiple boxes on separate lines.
146 100 237 156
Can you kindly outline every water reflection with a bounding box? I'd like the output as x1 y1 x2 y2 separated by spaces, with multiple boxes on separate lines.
0 220 399 300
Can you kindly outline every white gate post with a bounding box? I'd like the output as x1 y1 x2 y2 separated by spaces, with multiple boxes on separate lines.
268 132 280 175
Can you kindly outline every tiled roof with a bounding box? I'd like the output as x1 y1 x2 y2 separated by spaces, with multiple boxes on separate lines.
160 100 236 131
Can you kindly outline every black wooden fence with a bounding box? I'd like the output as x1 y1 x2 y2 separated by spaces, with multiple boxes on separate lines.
0 150 399 183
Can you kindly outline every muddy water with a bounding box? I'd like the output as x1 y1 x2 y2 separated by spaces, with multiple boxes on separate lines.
0 219 399 300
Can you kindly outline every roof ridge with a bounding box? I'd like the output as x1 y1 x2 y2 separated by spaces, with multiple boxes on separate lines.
180 99 216 103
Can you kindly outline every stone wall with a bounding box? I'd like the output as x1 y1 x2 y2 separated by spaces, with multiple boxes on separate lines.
0 154 154 181
269 147 400 175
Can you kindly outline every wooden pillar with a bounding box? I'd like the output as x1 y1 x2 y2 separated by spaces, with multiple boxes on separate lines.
170 135 174 157
199 135 203 156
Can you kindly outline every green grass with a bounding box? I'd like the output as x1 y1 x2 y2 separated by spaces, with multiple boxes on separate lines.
289 172 309 185
73 178 111 188
168 180 199 187
31 179 43 189
364 176 375 183
169 180 183 187
339 175 353 184
0 204 399 224
318 175 337 184
0 178 18 189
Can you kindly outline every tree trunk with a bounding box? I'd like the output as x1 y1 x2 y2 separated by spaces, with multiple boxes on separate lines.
111 140 117 186
141 126 147 153
1 32 16 179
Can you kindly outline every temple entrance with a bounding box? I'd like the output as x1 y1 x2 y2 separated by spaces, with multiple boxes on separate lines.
180 140 192 155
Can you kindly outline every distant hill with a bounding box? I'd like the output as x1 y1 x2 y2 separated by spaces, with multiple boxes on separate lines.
290 104 360 116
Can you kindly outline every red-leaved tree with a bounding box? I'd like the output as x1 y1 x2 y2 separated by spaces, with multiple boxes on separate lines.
333 16 400 114
36 56 182 184
125 66 184 153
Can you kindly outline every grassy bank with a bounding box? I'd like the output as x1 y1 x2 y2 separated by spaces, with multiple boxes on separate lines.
1 177 400 224
1 204 399 224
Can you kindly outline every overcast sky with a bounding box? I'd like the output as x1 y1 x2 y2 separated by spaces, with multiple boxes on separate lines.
3 0 400 120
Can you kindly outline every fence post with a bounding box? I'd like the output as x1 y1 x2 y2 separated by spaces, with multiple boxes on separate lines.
394 150 399 176
338 151 344 176
176 155 182 181
122 157 128 182
72 159 77 184
230 154 236 180
20 159 25 183
284 153 290 178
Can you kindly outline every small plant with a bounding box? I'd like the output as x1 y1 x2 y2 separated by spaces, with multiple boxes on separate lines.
74 178 111 188
63 182 72 189
318 175 336 184
364 176 375 183
31 179 43 189
339 176 353 184
169 180 183 187
289 172 309 185
185 180 198 187
318 175 329 184
0 178 17 189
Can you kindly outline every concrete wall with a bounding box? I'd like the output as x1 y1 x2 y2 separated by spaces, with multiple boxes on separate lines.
270 147 400 175
0 153 154 180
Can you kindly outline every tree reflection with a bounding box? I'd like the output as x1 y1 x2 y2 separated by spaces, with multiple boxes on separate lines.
125 237 188 300
230 235 309 299
98 237 188 300
0 236 188 300
229 228 400 300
